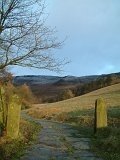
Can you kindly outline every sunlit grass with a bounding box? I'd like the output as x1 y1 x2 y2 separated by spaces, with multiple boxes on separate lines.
27 83 120 119
0 119 41 160
27 83 120 160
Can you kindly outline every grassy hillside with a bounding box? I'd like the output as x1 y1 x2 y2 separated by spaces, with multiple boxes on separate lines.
28 83 120 118
27 83 120 160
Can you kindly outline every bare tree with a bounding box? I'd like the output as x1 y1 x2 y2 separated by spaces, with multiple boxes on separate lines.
0 0 65 72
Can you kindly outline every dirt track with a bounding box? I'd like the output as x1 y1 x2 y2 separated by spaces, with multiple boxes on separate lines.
20 112 103 160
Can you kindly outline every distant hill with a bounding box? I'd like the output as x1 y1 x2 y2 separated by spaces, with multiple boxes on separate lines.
13 72 120 103
13 75 99 85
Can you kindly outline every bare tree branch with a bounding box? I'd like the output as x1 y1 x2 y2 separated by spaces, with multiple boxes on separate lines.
0 0 67 72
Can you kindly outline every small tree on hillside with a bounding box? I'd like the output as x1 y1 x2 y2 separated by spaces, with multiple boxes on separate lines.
0 0 66 72
58 89 74 101
4 82 36 109
17 83 37 108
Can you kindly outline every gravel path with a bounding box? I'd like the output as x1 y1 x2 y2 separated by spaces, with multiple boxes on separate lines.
20 112 102 160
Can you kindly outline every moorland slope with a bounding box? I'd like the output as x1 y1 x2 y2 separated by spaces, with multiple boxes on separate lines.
28 83 120 118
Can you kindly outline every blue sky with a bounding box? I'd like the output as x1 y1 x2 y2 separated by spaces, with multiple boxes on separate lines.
12 0 120 76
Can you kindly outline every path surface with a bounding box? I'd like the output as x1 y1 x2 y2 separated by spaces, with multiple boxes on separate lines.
20 112 102 160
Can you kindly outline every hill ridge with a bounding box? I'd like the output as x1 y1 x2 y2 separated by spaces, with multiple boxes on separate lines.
13 72 120 103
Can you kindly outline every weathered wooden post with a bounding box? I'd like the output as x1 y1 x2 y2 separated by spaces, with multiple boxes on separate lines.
6 94 21 139
94 98 107 133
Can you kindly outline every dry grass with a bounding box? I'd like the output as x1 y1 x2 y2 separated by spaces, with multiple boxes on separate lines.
27 83 120 118
27 83 120 160
0 119 41 160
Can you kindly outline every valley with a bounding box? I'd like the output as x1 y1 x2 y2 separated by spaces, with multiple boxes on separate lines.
13 72 120 103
